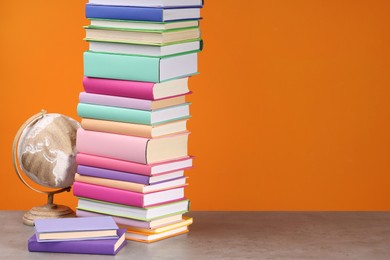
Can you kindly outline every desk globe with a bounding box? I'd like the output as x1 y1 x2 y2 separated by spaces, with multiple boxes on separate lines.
12 110 80 225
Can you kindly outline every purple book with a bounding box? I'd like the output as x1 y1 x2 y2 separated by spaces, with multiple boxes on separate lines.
28 229 127 255
34 216 118 242
77 165 184 185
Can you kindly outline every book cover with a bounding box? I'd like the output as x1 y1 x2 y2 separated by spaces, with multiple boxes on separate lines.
34 217 118 242
76 209 183 229
82 76 190 100
125 226 189 243
88 0 203 8
77 165 185 185
79 92 186 111
28 229 127 255
73 182 185 207
84 51 198 83
76 153 193 176
81 118 188 138
75 173 187 193
76 128 189 164
121 216 192 234
76 197 190 221
77 103 190 125
86 4 201 22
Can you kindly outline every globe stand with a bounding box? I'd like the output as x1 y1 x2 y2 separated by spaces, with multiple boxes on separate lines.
22 190 75 226
13 110 75 226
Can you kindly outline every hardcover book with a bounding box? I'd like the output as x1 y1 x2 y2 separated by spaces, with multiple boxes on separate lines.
82 76 190 100
79 92 187 111
121 217 192 234
76 153 193 176
73 182 185 207
77 103 190 125
28 229 127 255
75 173 187 193
125 225 189 243
76 128 189 164
34 217 118 242
86 4 201 22
85 26 200 45
81 118 188 138
88 39 201 57
88 0 203 7
76 209 184 229
76 197 190 221
77 165 185 185
89 19 199 31
84 51 197 82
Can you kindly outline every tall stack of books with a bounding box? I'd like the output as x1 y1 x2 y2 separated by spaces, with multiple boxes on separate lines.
74 0 203 243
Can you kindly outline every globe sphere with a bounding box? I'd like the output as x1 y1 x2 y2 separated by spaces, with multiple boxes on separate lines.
17 113 80 188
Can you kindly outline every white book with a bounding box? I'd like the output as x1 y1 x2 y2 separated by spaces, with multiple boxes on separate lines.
89 19 199 31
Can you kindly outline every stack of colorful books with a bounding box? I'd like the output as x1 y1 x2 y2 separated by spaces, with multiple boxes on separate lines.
74 0 202 243
28 217 126 255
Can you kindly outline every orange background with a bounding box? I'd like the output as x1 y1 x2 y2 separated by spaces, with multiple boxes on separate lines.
1 1 389 211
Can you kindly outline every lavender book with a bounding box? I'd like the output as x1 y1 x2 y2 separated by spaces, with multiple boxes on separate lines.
34 216 118 242
28 229 127 255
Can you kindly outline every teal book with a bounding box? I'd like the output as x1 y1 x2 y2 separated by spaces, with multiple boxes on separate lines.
77 103 191 125
84 51 198 83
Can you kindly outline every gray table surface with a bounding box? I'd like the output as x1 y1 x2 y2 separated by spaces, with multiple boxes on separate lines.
1 211 390 259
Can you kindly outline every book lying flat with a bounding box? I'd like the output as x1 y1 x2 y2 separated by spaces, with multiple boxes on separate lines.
89 19 199 31
34 217 118 242
85 26 200 45
76 153 193 176
83 77 190 101
77 165 185 185
81 118 188 138
76 197 189 221
76 129 189 164
84 51 197 83
73 182 185 207
28 229 126 255
120 217 192 234
75 173 187 193
79 92 187 111
86 4 202 22
76 209 183 229
126 225 189 243
88 39 201 57
77 103 190 125
88 0 203 7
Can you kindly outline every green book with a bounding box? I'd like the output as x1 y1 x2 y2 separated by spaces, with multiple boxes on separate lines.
84 51 198 82
77 103 191 125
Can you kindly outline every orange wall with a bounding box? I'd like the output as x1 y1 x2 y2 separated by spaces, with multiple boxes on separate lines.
1 1 389 211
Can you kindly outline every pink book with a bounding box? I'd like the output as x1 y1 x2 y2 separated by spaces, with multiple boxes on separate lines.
76 153 193 176
76 128 189 164
73 182 185 208
83 77 189 101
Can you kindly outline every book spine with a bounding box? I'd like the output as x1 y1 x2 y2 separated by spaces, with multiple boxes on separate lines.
73 182 145 207
84 51 161 82
76 128 149 164
79 92 153 111
77 103 152 125
78 165 151 185
81 119 154 139
83 77 156 100
28 239 114 255
86 4 164 22
76 153 153 176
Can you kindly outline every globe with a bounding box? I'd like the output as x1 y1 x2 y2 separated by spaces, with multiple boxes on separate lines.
13 110 80 225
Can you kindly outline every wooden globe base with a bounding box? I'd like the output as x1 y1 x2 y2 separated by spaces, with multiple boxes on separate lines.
23 204 75 226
